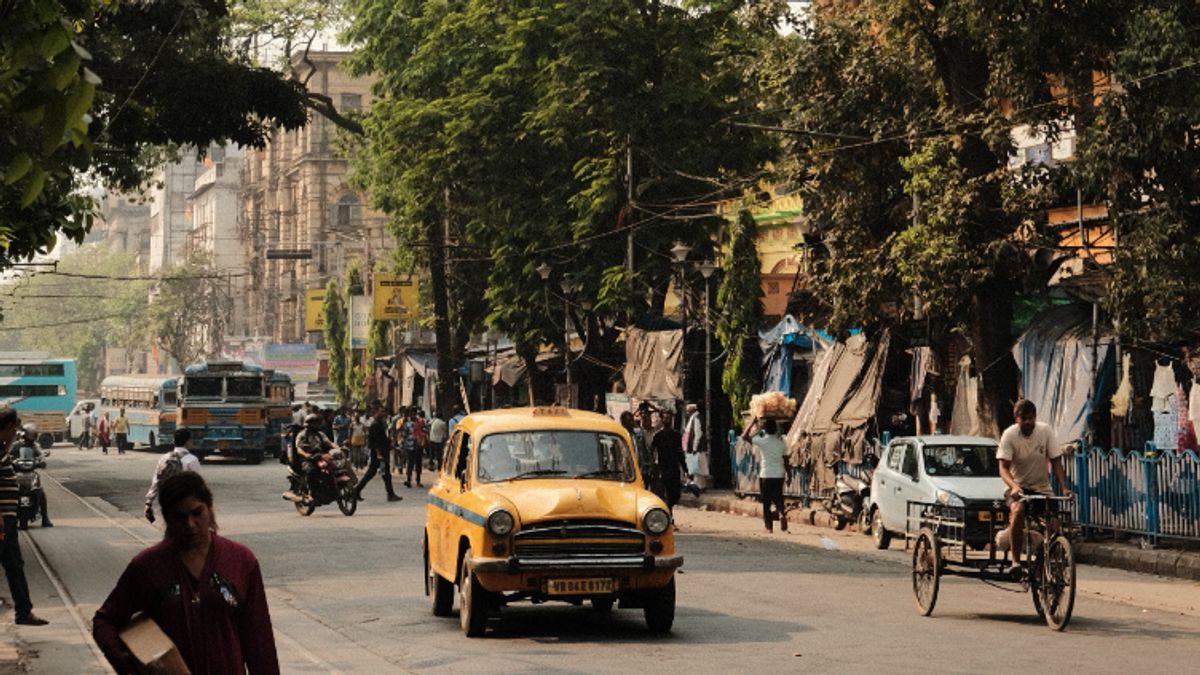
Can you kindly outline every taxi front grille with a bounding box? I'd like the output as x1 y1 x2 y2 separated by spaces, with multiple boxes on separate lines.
514 541 645 559
515 519 643 540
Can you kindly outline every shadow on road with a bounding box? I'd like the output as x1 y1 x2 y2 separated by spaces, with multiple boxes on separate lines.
478 603 810 645
951 612 1200 640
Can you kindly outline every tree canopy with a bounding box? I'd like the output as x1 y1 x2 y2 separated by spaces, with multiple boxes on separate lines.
344 0 781 403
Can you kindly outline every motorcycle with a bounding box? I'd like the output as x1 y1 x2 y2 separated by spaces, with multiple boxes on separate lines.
13 443 48 530
282 445 358 517
826 451 877 532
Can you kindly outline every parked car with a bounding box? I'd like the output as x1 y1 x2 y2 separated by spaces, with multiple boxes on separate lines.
424 406 683 637
867 435 1006 550
66 399 99 442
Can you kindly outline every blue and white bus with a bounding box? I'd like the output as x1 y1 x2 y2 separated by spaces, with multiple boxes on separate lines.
0 353 77 447
98 375 180 450
178 361 270 463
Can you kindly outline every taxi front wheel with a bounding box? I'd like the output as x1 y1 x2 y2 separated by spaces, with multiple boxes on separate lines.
459 551 493 637
643 578 676 634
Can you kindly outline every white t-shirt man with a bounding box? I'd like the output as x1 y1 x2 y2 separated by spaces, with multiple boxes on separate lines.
997 421 1061 494
754 433 789 480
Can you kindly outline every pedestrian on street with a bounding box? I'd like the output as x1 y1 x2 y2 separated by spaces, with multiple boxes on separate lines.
683 402 704 476
427 410 448 471
402 411 423 487
291 403 304 427
355 407 402 502
0 408 48 626
412 409 428 468
650 410 688 515
390 407 407 475
15 428 52 528
93 472 280 674
113 408 129 454
744 418 789 533
98 411 112 455
448 405 465 437
143 428 201 524
78 404 95 450
333 408 350 446
349 412 368 469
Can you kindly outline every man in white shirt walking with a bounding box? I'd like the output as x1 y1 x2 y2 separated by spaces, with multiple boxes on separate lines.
743 418 790 533
144 428 202 523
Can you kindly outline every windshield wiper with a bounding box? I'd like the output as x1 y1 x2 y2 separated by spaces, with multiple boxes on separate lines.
510 469 568 480
574 469 627 479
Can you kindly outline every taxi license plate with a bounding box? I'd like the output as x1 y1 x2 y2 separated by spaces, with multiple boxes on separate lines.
546 578 616 596
979 512 1006 522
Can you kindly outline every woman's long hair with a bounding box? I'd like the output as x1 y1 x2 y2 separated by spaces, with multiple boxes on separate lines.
158 472 218 547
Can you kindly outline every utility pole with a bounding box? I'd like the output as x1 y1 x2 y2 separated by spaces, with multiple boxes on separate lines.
625 139 634 292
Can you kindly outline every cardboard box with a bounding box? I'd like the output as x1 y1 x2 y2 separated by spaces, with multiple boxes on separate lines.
119 616 191 674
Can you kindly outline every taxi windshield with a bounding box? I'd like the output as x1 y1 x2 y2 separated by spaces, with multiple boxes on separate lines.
476 430 635 483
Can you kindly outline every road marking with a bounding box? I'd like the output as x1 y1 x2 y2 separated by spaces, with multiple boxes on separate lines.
23 532 115 674
38 472 340 673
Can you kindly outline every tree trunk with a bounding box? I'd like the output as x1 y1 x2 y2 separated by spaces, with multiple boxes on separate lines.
970 280 1019 437
425 208 458 414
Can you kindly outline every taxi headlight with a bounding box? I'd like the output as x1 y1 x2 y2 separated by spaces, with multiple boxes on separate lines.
936 489 965 507
643 507 671 535
487 509 515 537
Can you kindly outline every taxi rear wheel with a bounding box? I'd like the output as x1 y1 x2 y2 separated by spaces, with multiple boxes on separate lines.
459 551 492 637
426 538 454 617
643 578 675 634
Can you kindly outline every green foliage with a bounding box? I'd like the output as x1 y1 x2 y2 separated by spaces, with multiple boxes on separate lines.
0 0 311 276
344 0 779 358
322 278 348 404
0 246 149 391
146 254 230 369
716 210 763 419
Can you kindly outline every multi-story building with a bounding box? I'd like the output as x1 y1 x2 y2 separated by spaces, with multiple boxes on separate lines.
148 156 206 271
188 145 249 335
240 50 390 343
95 191 152 261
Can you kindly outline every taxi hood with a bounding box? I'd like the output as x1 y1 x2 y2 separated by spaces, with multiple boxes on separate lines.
478 480 641 526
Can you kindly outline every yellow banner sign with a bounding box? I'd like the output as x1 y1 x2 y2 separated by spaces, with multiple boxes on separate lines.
305 288 325 332
373 274 419 321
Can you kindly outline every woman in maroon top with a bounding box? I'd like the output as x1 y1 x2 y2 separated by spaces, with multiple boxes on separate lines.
93 473 279 674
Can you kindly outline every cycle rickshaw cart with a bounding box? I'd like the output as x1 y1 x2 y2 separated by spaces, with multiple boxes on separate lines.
906 493 1077 630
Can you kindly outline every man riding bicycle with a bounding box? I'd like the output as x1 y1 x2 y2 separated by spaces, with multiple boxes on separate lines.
997 399 1071 575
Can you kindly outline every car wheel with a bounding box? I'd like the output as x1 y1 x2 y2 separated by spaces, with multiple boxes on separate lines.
858 508 871 535
643 577 676 634
426 538 454 617
872 508 891 550
459 550 491 637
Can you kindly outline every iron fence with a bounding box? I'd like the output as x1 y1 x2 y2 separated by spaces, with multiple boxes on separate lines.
1065 444 1200 545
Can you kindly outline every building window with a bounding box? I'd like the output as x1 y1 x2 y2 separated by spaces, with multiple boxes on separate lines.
340 93 362 112
336 193 359 228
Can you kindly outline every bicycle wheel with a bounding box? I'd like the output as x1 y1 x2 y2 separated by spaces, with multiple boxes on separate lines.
912 527 941 616
1038 534 1076 631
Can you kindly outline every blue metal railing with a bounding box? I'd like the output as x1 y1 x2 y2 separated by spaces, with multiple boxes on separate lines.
1065 444 1200 545
730 432 1200 543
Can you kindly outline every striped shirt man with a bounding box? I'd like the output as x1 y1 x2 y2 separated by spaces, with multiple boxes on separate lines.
0 453 17 519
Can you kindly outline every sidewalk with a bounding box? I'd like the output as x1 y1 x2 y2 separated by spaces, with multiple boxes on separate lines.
680 489 1200 582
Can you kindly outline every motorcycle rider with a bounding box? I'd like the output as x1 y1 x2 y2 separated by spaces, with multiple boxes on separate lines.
15 426 51 528
295 413 336 494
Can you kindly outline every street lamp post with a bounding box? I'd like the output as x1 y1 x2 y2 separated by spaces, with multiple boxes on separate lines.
697 260 717 479
537 262 573 407
670 242 692 424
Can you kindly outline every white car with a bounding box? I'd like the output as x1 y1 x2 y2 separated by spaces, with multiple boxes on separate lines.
66 399 100 441
867 435 1006 550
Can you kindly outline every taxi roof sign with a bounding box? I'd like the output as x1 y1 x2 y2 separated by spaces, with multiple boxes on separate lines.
530 406 570 416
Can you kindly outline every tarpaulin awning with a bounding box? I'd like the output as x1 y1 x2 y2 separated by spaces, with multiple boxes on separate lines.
623 327 682 400
1013 304 1113 444
785 330 891 490
759 314 817 394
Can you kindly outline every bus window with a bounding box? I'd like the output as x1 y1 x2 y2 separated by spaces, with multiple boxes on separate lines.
226 377 264 398
163 391 177 407
186 377 223 398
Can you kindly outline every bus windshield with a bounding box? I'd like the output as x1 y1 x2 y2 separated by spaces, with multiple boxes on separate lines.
226 377 263 398
186 377 223 398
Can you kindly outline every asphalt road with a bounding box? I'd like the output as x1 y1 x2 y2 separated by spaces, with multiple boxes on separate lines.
8 443 1200 673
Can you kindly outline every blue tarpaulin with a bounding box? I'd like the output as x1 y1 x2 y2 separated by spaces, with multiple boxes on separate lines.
759 315 814 394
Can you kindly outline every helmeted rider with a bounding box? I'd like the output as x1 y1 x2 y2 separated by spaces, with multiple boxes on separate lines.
294 413 335 493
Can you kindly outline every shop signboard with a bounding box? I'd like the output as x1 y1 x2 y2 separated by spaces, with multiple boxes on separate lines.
263 343 319 383
349 295 370 349
305 289 325 332
373 273 419 321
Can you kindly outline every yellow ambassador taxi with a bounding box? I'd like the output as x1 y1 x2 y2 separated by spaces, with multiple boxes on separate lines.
424 406 682 636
